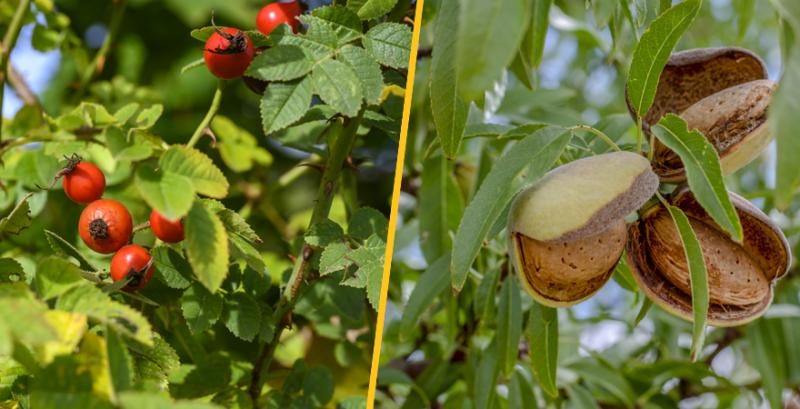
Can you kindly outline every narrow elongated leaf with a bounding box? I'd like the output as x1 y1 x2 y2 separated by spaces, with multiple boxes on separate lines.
311 59 363 117
524 0 552 68
185 201 229 293
747 318 787 409
474 340 500 409
430 0 467 158
450 127 569 291
261 77 313 134
652 114 742 241
457 0 529 100
565 384 601 409
399 256 450 334
666 205 708 361
497 279 522 377
568 360 635 407
626 0 701 117
419 155 460 262
527 302 558 398
773 46 800 208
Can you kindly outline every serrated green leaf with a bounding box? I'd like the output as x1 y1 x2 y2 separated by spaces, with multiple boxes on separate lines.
120 391 223 409
260 77 313 135
217 208 261 243
222 292 262 341
311 59 364 117
134 104 163 129
527 302 558 398
363 23 412 69
228 234 266 275
106 327 134 393
347 0 399 20
34 257 82 300
160 146 229 199
135 165 195 221
0 196 31 236
652 114 742 241
308 6 362 45
626 0 701 117
348 207 388 241
246 45 315 81
450 127 570 291
338 45 384 105
430 0 467 158
185 201 229 293
151 247 193 289
666 205 708 362
319 242 352 276
56 285 153 345
0 258 25 283
44 229 98 272
305 219 345 247
30 333 114 409
211 116 273 173
181 283 223 334
130 335 179 390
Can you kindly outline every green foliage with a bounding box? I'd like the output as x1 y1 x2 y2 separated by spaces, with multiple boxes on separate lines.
381 1 800 408
0 0 411 407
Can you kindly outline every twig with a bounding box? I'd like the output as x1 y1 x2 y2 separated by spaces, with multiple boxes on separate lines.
8 65 40 108
132 221 150 234
248 110 364 406
0 0 32 140
75 0 126 97
702 327 742 364
187 80 224 148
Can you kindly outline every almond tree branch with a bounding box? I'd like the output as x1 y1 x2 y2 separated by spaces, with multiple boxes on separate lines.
249 109 364 406
0 0 31 140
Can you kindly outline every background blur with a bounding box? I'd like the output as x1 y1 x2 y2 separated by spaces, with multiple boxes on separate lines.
380 0 800 408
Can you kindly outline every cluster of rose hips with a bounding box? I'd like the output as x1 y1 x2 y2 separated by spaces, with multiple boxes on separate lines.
203 1 302 84
60 156 185 291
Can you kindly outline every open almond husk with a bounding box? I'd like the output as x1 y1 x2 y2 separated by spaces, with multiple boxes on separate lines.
508 151 659 307
626 187 791 326
625 47 775 182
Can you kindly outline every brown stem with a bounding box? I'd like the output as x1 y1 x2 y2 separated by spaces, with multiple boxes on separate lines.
7 65 40 109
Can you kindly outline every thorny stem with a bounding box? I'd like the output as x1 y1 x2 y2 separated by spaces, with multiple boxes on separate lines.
76 0 126 97
187 80 224 148
569 125 621 152
249 110 364 406
0 0 32 141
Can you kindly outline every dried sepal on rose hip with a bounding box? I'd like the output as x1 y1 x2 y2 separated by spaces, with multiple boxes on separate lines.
626 187 791 326
79 199 133 254
507 151 659 307
149 210 184 243
625 47 776 182
57 154 106 204
111 244 155 291
204 26 255 79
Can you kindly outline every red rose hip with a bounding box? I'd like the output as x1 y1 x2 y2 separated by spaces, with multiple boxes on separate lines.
149 210 185 243
204 27 255 79
256 1 302 35
111 245 155 291
63 161 106 204
78 199 133 254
